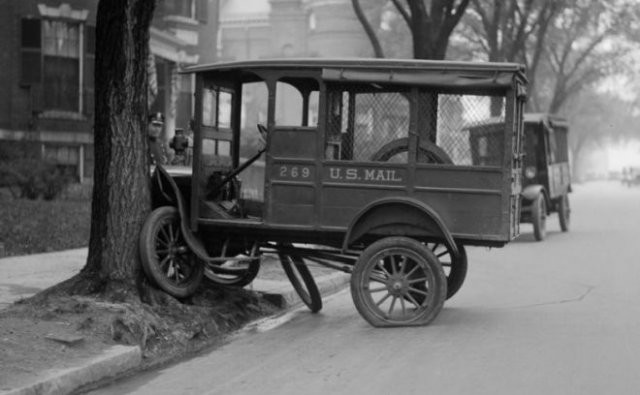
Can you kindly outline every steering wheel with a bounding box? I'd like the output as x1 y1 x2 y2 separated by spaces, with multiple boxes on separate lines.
257 123 268 143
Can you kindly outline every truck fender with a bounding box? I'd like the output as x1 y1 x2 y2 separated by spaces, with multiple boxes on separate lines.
342 197 459 258
521 184 545 202
153 166 211 261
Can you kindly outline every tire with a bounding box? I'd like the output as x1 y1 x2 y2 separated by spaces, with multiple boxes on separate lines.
139 206 203 298
350 237 447 327
558 194 570 232
204 258 260 287
427 242 467 300
532 194 547 241
370 138 453 164
278 251 322 313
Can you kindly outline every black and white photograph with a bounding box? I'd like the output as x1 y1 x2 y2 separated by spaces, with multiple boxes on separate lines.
1 1 640 394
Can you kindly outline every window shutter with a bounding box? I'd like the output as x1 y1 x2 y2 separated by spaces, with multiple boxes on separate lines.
86 25 96 55
196 0 208 23
84 25 95 115
21 18 40 48
83 56 94 115
20 18 42 85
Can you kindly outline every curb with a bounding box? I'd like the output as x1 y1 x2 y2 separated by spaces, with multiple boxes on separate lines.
258 272 350 308
2 345 141 395
2 273 350 395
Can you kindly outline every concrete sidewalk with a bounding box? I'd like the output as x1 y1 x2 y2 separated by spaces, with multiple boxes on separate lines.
0 249 349 395
0 248 88 310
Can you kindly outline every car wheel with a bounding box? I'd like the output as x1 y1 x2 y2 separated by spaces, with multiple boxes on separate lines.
532 194 547 241
139 206 203 298
350 237 446 327
278 247 322 313
427 242 467 300
558 194 570 232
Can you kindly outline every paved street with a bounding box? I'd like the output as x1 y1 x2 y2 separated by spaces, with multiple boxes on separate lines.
88 180 640 395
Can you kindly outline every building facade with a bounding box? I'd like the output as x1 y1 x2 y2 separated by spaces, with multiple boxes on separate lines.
218 0 382 61
0 0 215 182
0 0 378 182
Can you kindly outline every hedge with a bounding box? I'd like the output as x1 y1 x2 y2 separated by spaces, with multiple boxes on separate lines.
0 197 91 257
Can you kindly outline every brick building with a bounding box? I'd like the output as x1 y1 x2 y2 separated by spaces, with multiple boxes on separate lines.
218 0 382 61
0 0 216 182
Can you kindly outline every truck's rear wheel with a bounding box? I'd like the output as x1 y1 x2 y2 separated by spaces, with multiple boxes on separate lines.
351 237 446 327
427 242 467 300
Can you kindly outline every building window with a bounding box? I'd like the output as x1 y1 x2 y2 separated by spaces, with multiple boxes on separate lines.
166 0 196 19
163 0 208 23
21 15 92 116
42 20 80 112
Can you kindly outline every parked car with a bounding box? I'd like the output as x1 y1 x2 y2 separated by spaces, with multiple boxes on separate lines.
622 167 640 187
520 113 571 240
140 58 527 327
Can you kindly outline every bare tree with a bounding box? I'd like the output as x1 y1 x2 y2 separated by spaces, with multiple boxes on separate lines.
352 0 471 60
534 1 635 113
50 0 156 301
395 0 471 59
461 0 562 112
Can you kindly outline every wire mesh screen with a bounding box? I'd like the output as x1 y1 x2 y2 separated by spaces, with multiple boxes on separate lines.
431 94 506 166
325 84 507 167
325 85 410 162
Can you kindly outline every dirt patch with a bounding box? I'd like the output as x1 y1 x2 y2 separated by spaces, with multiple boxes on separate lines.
0 284 280 392
0 255 342 392
0 310 110 390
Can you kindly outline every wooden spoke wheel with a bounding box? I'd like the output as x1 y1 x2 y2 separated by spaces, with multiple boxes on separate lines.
139 206 203 298
532 194 547 241
350 237 447 327
426 242 467 300
558 194 570 232
204 258 260 287
278 246 322 313
201 237 261 287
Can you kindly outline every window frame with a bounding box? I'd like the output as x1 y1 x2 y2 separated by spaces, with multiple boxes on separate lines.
20 16 90 116
323 83 412 163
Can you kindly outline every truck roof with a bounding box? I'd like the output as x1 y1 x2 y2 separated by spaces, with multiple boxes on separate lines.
184 58 527 90
186 58 526 74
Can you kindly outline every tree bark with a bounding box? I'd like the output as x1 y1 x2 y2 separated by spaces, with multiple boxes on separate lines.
70 0 156 301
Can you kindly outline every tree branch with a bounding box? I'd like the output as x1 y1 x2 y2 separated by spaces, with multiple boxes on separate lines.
351 0 385 58
391 0 412 26
565 34 608 80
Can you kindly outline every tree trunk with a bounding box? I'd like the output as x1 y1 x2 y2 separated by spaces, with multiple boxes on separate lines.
66 0 156 301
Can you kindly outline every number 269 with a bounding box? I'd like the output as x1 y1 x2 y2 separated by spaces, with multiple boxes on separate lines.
279 166 310 179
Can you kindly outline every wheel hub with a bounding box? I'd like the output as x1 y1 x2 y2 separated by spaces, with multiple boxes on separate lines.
386 275 408 296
